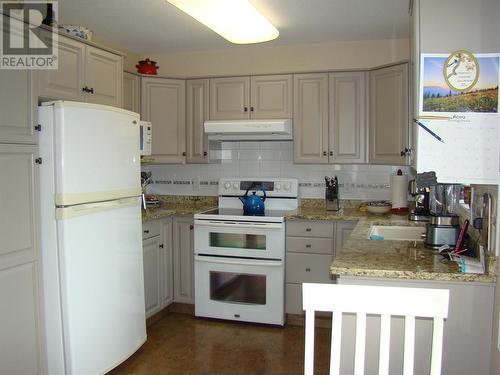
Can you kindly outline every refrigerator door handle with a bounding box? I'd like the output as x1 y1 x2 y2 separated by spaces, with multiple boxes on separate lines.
56 197 140 220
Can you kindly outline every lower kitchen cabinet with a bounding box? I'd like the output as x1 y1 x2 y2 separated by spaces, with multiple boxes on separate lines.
173 216 195 304
0 144 43 374
142 217 173 318
285 220 356 315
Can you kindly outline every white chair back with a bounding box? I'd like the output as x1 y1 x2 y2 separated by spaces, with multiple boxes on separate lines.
302 283 449 375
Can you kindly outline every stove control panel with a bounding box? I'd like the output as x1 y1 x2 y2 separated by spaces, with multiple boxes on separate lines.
218 178 298 197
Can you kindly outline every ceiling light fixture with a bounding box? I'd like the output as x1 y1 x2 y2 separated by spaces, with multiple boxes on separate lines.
167 0 279 44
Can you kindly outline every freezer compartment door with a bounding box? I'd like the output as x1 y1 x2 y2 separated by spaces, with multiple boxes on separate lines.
46 102 141 205
56 197 146 375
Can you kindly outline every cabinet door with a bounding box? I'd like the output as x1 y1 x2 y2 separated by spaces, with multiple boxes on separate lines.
173 216 194 304
334 221 357 257
38 33 85 102
0 144 42 375
85 46 123 107
123 72 140 113
250 74 293 119
142 236 161 318
141 78 186 163
186 79 209 163
369 64 409 165
0 69 37 144
209 76 250 120
329 72 367 163
160 218 173 308
293 73 329 163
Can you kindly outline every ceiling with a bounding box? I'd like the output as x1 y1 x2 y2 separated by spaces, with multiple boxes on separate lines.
58 0 409 54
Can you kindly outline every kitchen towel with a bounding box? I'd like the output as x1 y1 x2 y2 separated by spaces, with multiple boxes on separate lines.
390 173 408 209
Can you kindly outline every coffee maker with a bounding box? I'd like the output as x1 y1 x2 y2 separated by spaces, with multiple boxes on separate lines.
423 184 461 249
408 179 430 221
325 176 340 211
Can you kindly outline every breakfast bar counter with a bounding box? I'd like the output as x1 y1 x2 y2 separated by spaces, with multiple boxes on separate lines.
286 203 496 283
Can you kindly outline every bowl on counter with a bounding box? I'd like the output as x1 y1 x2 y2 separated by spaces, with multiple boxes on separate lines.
366 201 391 214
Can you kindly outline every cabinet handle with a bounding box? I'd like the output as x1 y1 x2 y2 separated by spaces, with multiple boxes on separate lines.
190 224 194 230
329 151 333 156
34 124 41 131
244 107 248 112
305 228 312 232
143 230 150 234
89 87 94 94
323 151 327 156
35 157 42 164
250 106 254 112
305 244 311 248
305 268 311 272
182 152 186 156
400 148 410 157
159 244 164 248
203 151 208 157
82 86 89 93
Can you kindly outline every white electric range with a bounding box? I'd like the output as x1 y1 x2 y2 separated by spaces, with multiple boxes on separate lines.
193 177 299 325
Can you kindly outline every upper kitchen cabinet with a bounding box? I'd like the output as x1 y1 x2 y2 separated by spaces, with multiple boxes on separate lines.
123 72 141 114
249 75 293 119
369 63 409 165
293 73 329 163
141 77 186 164
0 67 37 144
209 76 250 120
328 72 367 163
209 75 292 120
186 79 210 163
84 46 123 107
38 33 123 108
0 16 37 144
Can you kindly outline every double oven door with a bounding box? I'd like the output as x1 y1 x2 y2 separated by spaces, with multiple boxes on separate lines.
194 219 285 325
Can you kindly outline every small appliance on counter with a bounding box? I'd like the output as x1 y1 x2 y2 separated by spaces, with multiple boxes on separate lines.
325 176 340 211
390 169 408 214
423 183 462 249
408 179 430 221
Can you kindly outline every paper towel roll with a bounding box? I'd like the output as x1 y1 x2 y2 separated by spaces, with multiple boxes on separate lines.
390 174 408 209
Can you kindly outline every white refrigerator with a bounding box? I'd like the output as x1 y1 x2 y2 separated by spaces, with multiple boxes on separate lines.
38 101 146 375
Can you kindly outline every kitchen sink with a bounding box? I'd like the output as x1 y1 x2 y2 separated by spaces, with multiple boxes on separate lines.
368 225 425 241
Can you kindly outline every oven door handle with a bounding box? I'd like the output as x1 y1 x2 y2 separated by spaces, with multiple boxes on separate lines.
194 220 283 230
195 255 283 267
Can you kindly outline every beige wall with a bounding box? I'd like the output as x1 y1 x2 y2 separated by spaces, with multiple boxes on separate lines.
147 38 409 78
92 35 142 72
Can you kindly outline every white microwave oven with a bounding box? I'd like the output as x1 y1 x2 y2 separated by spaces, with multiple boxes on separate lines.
139 121 152 156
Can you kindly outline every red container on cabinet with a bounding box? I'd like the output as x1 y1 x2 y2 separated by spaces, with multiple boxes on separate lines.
136 58 159 75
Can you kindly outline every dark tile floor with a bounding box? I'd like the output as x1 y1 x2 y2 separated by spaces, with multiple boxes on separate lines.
108 313 330 375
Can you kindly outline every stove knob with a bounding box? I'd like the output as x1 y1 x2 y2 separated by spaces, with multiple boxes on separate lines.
232 182 239 189
283 183 291 191
275 183 281 191
224 182 231 190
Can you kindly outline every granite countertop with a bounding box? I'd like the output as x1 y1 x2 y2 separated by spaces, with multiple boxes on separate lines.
330 215 496 283
287 200 496 283
141 196 217 221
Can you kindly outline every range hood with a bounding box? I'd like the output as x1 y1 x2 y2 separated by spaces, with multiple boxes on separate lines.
204 119 292 141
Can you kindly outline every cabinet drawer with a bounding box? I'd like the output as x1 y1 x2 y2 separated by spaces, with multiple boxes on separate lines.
286 237 333 254
286 253 333 284
286 221 334 238
142 220 161 239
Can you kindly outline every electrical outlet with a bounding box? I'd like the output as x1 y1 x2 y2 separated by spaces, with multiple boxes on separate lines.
192 177 200 191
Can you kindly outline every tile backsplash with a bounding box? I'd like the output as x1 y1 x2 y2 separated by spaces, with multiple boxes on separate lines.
144 141 412 200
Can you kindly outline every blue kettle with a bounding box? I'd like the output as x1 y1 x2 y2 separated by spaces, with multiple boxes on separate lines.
239 187 266 215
